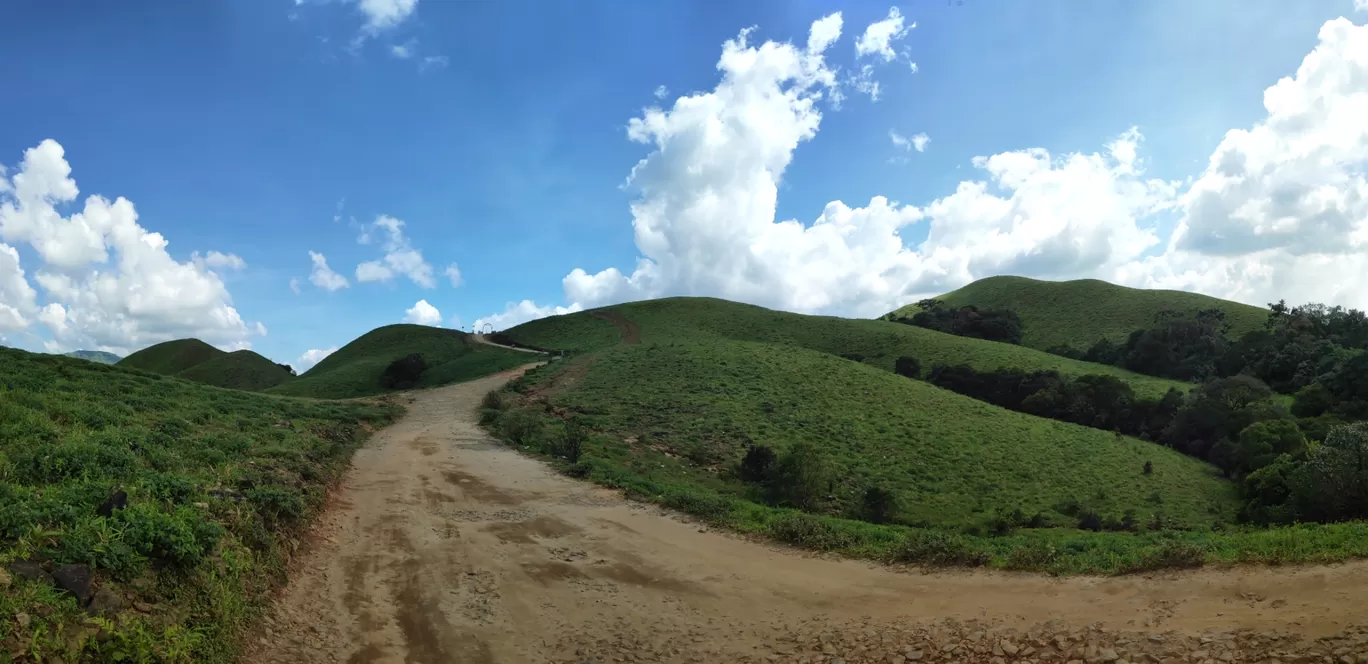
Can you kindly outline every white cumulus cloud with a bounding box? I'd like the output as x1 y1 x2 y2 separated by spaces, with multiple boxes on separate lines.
357 0 417 33
444 263 462 287
403 298 442 325
309 250 350 291
354 215 435 288
472 299 582 332
0 242 37 332
294 346 338 373
856 7 912 62
194 250 245 270
480 14 1368 330
0 140 263 354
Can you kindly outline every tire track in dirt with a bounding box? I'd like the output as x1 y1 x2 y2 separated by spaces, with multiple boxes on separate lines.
244 366 1368 663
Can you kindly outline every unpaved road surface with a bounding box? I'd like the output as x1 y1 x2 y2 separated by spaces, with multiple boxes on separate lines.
247 367 1368 663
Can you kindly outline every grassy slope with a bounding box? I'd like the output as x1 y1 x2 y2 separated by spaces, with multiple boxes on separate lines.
268 324 531 399
0 346 398 662
118 338 225 376
63 350 121 364
176 349 294 391
885 275 1269 351
543 338 1235 528
506 298 1191 399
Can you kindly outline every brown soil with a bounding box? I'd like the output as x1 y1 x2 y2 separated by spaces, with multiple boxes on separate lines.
244 366 1368 664
590 309 641 345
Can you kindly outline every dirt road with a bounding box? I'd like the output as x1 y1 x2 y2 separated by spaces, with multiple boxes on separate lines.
247 367 1368 663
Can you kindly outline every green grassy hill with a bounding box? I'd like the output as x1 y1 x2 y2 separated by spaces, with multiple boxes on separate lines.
62 350 121 364
884 276 1269 352
505 297 1191 399
488 299 1368 573
177 349 294 391
532 338 1236 528
0 345 397 662
118 338 225 375
268 324 531 399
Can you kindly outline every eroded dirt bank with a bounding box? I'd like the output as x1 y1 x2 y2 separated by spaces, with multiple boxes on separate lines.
245 366 1368 663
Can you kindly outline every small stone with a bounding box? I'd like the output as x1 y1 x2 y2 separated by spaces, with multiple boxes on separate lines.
907 650 924 661
1003 642 1021 656
133 601 154 613
1100 648 1120 662
943 643 959 653
891 656 906 664
7 561 51 583
991 658 1006 664
52 564 93 604
86 589 123 616
0 568 10 588
16 613 31 628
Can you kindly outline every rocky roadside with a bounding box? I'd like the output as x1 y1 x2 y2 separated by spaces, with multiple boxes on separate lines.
554 618 1368 664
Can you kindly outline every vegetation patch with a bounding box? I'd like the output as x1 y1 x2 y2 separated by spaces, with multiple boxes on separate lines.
882 275 1268 352
505 297 1189 399
0 346 399 663
267 324 530 399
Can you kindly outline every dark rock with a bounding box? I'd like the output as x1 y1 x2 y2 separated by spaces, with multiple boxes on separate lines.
87 589 124 616
7 560 52 584
52 564 93 604
97 489 128 517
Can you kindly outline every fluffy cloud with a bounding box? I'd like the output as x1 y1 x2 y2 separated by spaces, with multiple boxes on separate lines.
0 140 263 354
443 263 462 287
474 14 1368 330
856 7 912 62
1113 17 1368 309
308 250 349 291
1356 0 1368 12
654 85 669 100
390 40 415 59
194 250 245 270
0 243 37 332
472 300 582 332
289 277 302 294
808 12 844 55
355 215 435 288
402 299 442 325
357 0 417 33
293 346 338 373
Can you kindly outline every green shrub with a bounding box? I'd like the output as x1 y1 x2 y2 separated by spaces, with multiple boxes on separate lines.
889 531 990 567
379 353 427 389
767 513 860 551
766 441 832 510
1005 542 1059 572
1125 541 1206 573
860 486 899 524
559 419 587 462
738 444 776 484
497 410 545 449
481 390 505 410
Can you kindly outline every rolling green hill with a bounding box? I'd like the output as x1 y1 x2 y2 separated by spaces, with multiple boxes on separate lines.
177 349 294 391
884 276 1269 352
0 345 398 661
504 297 1191 399
268 324 531 399
118 338 226 375
528 337 1236 528
62 349 121 364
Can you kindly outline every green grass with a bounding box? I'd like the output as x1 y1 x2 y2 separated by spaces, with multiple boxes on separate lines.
511 338 1235 528
487 349 1368 575
884 275 1269 352
118 339 225 376
175 350 294 391
63 350 121 364
0 345 399 662
506 297 1191 399
267 324 531 399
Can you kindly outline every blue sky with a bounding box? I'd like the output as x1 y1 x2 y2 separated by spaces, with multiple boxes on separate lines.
2 0 1367 370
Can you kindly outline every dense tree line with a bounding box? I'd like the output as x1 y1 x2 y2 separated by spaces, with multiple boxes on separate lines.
1049 303 1368 420
890 299 1024 344
916 358 1368 525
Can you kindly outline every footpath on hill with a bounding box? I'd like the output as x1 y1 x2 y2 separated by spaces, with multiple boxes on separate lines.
244 365 1368 664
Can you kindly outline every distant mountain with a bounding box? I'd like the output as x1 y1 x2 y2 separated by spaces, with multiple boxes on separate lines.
64 350 122 364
